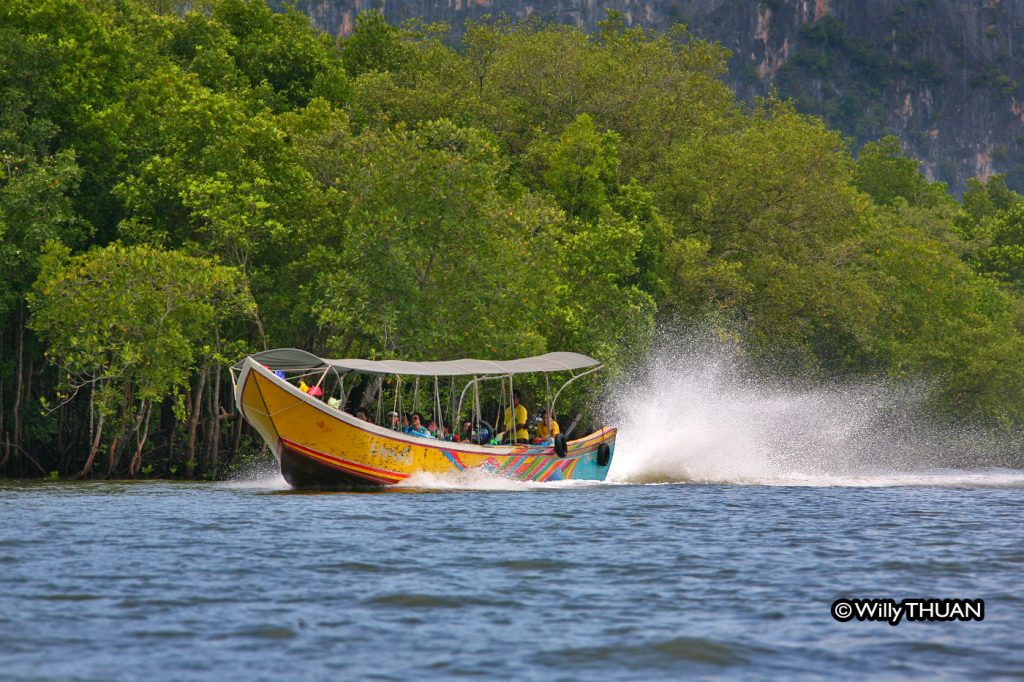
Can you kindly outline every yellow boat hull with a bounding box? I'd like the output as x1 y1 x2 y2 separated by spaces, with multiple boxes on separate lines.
235 359 617 489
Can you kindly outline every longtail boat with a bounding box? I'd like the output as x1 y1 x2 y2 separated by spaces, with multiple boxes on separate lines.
231 348 616 489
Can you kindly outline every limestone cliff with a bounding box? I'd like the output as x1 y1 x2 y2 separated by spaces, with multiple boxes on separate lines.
283 0 1024 193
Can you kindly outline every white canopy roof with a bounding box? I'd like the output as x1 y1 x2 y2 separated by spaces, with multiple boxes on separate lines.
237 348 601 376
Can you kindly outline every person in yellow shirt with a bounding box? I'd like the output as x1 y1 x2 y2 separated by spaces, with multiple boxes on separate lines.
536 410 560 441
503 390 529 443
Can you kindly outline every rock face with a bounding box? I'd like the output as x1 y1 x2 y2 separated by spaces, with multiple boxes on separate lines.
286 0 1024 193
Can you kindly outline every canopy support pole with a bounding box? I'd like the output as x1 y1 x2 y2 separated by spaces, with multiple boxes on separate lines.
449 377 456 433
376 376 384 424
507 375 515 443
455 374 509 423
551 365 603 418
434 376 443 434
472 377 480 438
545 373 552 418
395 375 403 423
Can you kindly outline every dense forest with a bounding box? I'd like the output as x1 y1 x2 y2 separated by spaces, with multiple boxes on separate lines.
2 0 1024 479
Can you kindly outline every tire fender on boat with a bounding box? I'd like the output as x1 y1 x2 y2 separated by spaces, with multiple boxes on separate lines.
553 434 568 458
596 443 611 467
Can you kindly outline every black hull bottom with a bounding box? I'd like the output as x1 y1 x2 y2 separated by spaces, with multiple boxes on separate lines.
279 444 384 491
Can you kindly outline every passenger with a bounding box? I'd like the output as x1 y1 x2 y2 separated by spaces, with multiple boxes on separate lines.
503 390 529 444
355 408 372 423
407 412 432 438
476 426 491 444
458 421 473 443
536 410 560 442
428 419 445 440
387 410 401 431
401 413 411 432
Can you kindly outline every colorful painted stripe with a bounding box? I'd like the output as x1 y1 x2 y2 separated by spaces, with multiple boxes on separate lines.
522 456 549 479
548 459 572 480
532 458 560 481
440 449 466 471
498 455 525 474
513 457 538 478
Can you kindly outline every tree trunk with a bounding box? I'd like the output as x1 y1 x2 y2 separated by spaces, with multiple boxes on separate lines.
159 396 176 463
105 435 121 478
232 408 243 460
111 400 144 477
78 412 105 479
12 305 24 473
186 366 208 477
56 398 65 474
208 364 222 475
129 401 153 479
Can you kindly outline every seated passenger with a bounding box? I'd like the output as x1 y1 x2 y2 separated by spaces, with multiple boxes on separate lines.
536 410 560 442
407 412 432 438
386 410 401 431
355 408 372 423
503 390 529 444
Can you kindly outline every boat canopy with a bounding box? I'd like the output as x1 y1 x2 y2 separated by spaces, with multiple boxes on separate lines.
235 348 601 376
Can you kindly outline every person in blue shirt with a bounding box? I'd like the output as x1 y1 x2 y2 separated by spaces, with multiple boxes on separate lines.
406 412 433 438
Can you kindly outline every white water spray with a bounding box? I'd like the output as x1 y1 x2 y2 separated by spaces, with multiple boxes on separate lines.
607 335 1024 487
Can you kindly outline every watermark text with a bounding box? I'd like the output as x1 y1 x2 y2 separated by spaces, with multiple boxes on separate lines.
831 598 984 625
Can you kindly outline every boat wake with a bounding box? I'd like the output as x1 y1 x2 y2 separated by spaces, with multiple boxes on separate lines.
222 458 290 490
396 470 605 492
606 334 1024 488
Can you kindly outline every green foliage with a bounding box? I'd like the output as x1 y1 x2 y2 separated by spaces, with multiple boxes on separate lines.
308 120 559 360
655 99 884 373
29 242 254 420
855 136 950 208
0 150 84 315
340 11 410 78
4 0 1024 480
457 16 736 178
206 0 350 109
864 212 1024 424
959 174 1020 227
970 203 1024 292
527 114 621 222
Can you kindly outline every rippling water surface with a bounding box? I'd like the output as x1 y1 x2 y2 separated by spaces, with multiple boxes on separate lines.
2 469 1023 680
